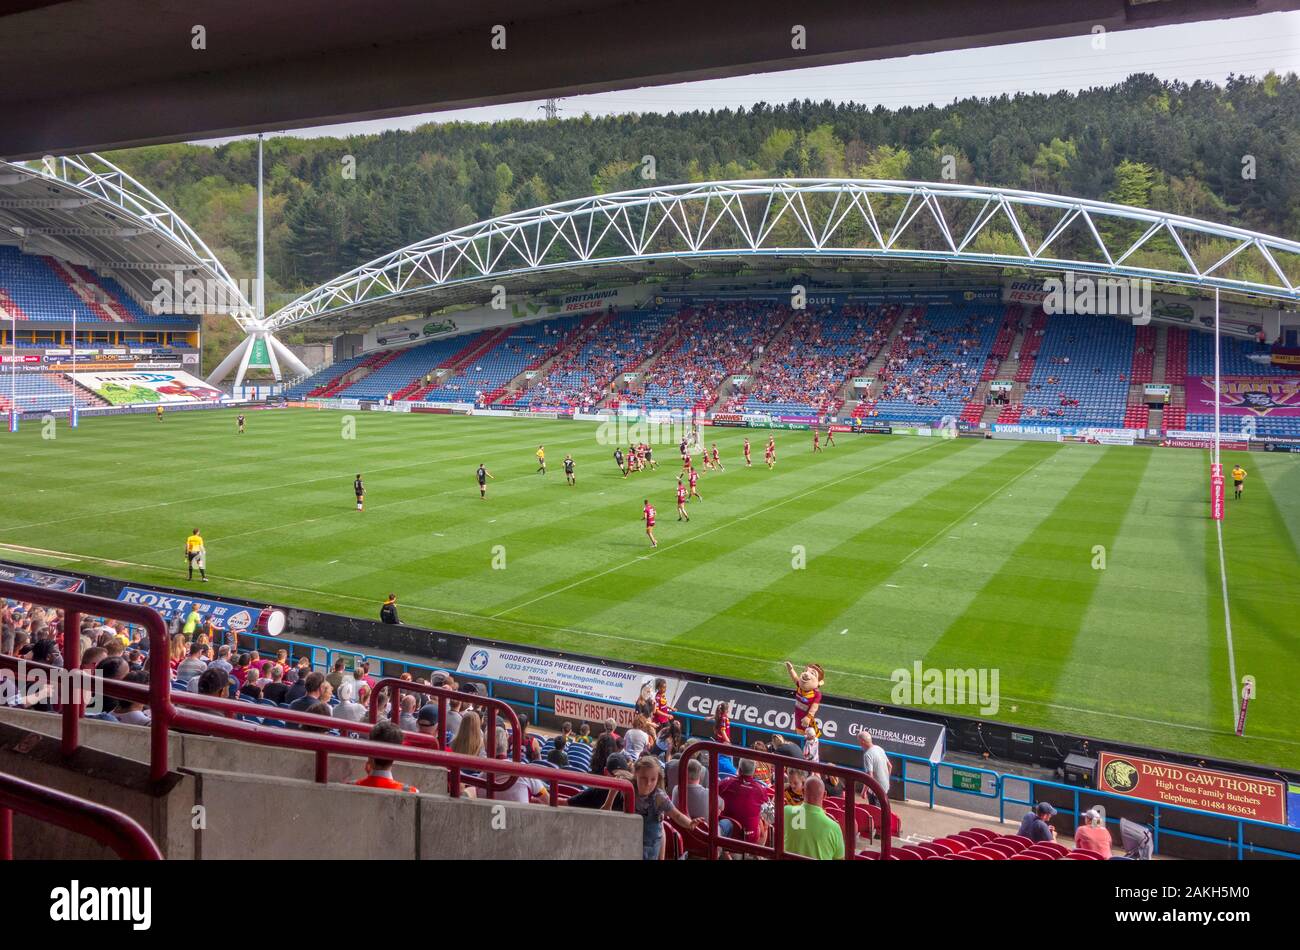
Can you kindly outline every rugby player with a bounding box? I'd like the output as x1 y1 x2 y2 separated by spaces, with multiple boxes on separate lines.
643 499 658 547
563 454 576 486
676 476 690 521
354 474 365 512
477 463 495 498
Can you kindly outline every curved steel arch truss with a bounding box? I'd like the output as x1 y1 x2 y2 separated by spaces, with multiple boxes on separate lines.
7 152 254 327
269 178 1300 330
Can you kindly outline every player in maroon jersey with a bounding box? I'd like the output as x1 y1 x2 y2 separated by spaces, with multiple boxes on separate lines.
710 442 723 471
743 437 752 467
688 466 702 501
643 499 658 547
765 436 776 469
812 430 822 453
825 427 835 447
676 476 690 521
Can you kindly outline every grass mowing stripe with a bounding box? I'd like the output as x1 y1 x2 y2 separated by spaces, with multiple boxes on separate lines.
923 445 1153 708
665 440 1048 658
489 437 948 620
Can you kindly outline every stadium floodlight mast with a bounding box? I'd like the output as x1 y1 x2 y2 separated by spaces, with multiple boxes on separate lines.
206 134 310 392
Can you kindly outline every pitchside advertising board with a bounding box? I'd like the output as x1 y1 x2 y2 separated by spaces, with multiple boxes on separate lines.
458 645 946 760
457 645 661 706
0 563 84 593
1097 751 1287 825
672 681 947 763
116 587 284 635
69 370 225 406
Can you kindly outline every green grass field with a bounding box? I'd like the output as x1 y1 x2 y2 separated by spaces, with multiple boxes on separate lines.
1 407 1297 770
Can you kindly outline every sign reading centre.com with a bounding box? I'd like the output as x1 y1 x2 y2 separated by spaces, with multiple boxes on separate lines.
1097 751 1287 824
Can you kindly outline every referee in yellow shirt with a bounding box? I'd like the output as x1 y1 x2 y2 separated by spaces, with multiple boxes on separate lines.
1231 464 1247 500
185 528 208 582
535 445 546 475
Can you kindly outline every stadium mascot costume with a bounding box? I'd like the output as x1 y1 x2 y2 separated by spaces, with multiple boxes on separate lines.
783 660 825 738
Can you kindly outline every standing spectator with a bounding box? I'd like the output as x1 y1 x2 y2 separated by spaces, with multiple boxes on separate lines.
782 776 844 860
326 658 347 691
607 756 701 860
858 731 891 801
1016 802 1058 843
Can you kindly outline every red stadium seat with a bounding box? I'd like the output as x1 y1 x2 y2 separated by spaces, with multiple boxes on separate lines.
934 837 967 853
964 828 996 842
1066 850 1105 860
969 846 1007 860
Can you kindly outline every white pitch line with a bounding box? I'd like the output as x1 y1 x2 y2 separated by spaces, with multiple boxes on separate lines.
0 429 595 534
1216 519 1240 724
488 439 946 619
8 538 1293 749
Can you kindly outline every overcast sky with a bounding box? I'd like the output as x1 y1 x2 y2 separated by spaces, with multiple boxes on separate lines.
197 11 1300 145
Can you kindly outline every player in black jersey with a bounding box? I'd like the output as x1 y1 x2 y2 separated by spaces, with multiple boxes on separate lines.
563 454 576 486
476 463 495 499
614 447 627 477
237 413 246 434
354 474 365 511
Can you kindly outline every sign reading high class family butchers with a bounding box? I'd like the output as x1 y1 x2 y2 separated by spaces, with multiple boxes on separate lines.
1097 751 1287 824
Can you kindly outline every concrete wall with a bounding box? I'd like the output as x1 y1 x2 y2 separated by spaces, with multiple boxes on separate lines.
419 795 642 860
0 720 196 860
0 709 641 860
0 707 447 793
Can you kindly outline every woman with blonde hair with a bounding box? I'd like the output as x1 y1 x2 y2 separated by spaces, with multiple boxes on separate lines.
168 634 187 674
451 710 484 758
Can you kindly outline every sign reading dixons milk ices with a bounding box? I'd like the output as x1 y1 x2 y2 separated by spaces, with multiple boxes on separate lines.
117 587 257 634
456 645 665 705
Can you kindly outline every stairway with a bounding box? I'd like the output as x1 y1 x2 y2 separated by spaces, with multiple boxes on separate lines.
497 311 609 404
44 258 127 323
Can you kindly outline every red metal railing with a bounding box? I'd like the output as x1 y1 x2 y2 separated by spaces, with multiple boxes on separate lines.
675 741 892 860
367 677 522 797
0 581 634 813
0 771 162 860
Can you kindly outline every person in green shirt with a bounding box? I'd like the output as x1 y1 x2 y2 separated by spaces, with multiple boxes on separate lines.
181 606 202 638
782 775 845 860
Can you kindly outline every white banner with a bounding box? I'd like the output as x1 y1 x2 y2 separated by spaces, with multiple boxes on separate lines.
69 369 225 405
457 645 668 705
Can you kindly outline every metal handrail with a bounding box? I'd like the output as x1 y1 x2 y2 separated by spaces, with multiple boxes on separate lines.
0 581 634 812
0 771 162 860
676 740 891 860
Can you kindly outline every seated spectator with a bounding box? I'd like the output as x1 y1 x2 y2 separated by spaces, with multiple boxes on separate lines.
1016 802 1058 843
489 728 548 804
782 775 844 860
353 720 418 793
397 694 419 731
717 759 770 843
114 670 152 725
681 758 710 819
451 710 484 758
175 642 208 680
301 701 334 733
239 675 264 703
1074 806 1112 857
261 666 289 704
194 667 229 714
567 753 631 809
287 671 325 714
332 681 367 722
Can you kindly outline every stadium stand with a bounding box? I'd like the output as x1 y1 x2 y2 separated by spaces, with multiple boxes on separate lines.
0 246 189 326
725 302 894 416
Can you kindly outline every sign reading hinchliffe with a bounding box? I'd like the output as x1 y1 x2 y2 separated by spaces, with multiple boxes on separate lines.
1097 751 1287 824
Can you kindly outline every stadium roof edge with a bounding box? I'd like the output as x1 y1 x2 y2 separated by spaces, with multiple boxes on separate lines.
2 1 1299 157
0 154 252 328
268 178 1300 331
